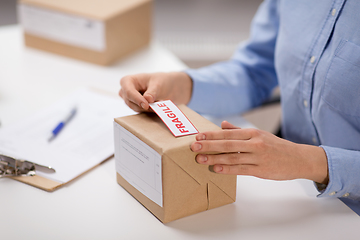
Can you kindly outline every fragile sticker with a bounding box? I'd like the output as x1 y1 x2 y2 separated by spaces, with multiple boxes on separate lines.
149 100 198 137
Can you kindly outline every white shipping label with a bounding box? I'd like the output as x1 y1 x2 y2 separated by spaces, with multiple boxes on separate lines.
149 100 199 137
114 123 163 207
18 4 106 51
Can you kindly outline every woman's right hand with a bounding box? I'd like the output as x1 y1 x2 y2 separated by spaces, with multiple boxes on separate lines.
119 72 193 112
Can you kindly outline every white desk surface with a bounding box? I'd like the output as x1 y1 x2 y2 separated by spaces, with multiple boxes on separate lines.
0 25 359 240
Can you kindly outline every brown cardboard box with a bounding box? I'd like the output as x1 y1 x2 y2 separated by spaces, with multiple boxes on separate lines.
113 105 236 223
18 0 152 65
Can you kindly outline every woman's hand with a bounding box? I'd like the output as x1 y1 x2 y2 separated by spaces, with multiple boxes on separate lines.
191 121 329 184
119 72 193 112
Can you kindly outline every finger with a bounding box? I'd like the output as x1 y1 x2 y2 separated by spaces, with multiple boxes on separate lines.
221 121 240 130
124 98 147 112
191 139 251 153
196 128 252 141
210 164 257 176
121 88 145 112
196 128 262 142
196 152 255 165
143 80 158 104
120 76 149 110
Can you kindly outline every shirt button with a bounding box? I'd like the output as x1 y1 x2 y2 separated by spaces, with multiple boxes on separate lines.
332 9 336 16
303 100 308 107
312 137 317 144
310 56 316 63
329 191 337 196
343 193 350 198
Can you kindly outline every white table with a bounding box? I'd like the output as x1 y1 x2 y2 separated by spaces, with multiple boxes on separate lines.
0 26 359 240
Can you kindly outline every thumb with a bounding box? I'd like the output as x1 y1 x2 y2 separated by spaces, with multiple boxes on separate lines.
143 82 158 104
221 120 241 130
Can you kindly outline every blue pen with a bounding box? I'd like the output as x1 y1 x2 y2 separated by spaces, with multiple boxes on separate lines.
48 107 77 142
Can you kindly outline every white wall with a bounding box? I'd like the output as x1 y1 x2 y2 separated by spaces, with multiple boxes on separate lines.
154 0 263 64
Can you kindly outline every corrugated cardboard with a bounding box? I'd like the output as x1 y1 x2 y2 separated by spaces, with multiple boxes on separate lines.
114 105 236 223
19 0 152 65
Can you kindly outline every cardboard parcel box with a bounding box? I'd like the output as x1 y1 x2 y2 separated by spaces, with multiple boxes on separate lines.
113 104 236 223
18 0 151 65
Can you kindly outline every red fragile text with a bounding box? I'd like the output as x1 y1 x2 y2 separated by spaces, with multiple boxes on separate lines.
157 103 189 133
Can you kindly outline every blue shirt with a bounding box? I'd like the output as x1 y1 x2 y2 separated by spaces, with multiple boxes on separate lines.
186 0 360 214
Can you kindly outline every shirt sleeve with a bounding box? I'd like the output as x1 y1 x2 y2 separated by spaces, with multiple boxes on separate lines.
186 0 279 117
317 146 360 203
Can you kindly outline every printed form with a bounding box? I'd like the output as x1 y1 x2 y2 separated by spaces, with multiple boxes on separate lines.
0 88 135 183
114 123 163 207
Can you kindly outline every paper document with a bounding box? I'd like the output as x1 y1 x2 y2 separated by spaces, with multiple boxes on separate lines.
114 123 163 207
0 88 135 183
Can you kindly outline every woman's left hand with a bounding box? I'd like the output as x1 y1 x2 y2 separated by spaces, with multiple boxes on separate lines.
191 121 329 184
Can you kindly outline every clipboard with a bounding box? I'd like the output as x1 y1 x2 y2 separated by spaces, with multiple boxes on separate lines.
11 156 113 191
0 88 135 191
0 153 113 191
13 175 65 192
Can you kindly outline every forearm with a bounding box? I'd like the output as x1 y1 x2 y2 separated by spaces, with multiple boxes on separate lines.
167 72 193 105
296 144 329 184
186 61 259 116
186 0 279 116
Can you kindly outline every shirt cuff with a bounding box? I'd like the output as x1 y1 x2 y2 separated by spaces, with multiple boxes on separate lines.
184 69 211 114
315 145 360 201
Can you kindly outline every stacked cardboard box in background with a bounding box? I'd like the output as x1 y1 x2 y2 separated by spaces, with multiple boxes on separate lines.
19 0 152 65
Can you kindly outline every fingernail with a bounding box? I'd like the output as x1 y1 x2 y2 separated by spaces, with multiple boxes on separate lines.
197 155 207 163
192 143 202 151
196 134 206 141
209 165 222 173
144 94 154 102
141 102 146 109
148 94 154 102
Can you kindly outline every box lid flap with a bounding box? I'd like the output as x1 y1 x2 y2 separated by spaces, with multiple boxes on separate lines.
114 105 220 155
